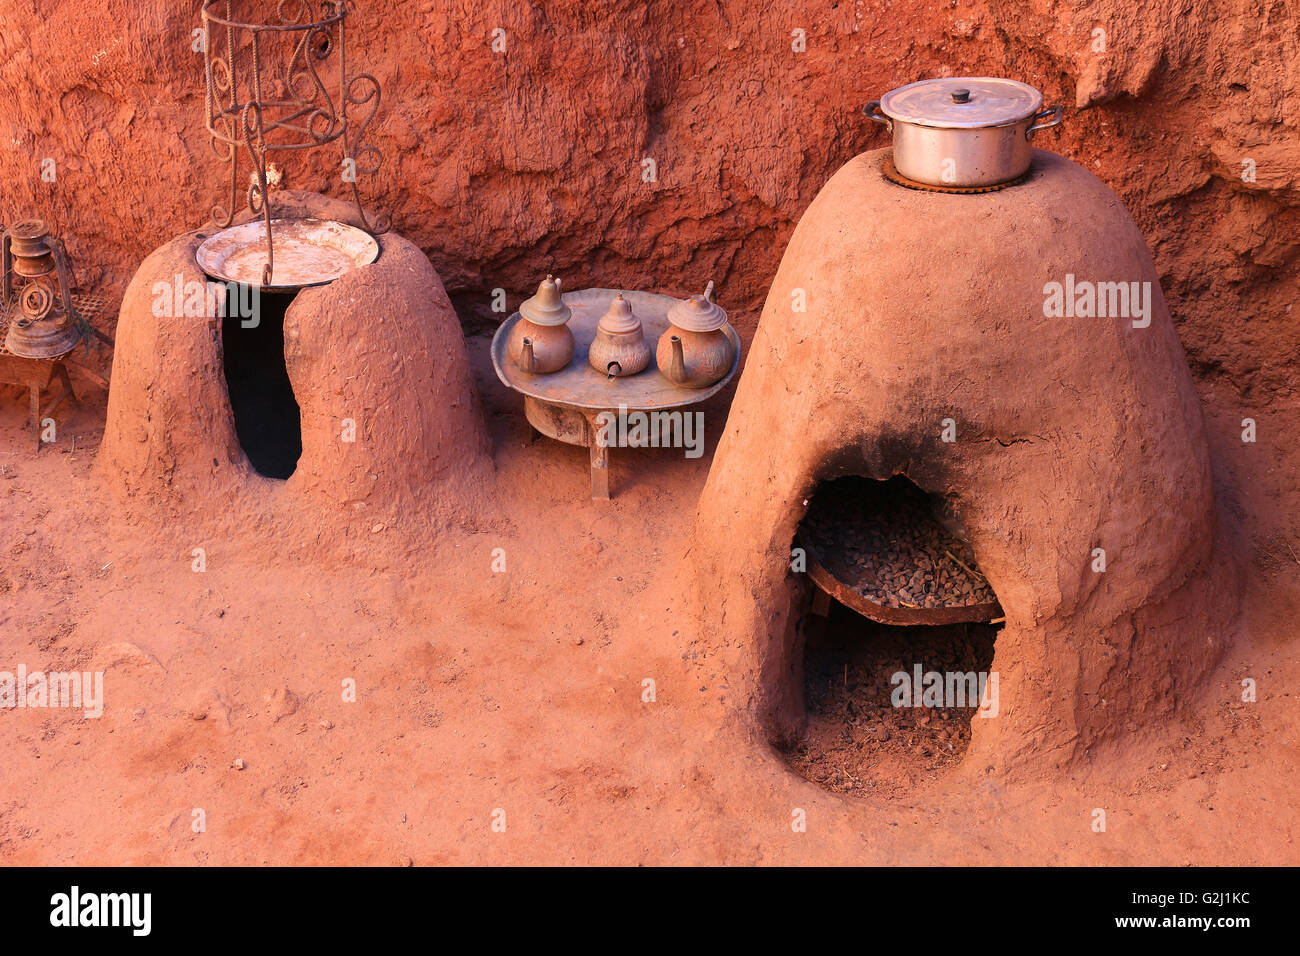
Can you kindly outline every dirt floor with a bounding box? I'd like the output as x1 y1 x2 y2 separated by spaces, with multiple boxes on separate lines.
0 326 1297 866
782 616 999 799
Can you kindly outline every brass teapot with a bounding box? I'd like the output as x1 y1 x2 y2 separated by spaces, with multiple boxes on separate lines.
508 274 574 374
656 281 734 388
588 293 651 379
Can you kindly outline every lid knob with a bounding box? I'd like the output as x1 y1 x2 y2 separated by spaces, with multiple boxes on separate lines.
951 88 971 104
519 273 572 327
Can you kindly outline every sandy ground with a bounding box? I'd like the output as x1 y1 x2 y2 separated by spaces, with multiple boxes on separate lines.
0 334 1297 866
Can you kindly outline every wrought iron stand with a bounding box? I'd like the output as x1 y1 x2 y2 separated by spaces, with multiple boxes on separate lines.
201 0 388 287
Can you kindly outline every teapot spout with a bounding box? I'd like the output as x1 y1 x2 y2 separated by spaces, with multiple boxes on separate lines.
666 334 687 384
519 336 536 374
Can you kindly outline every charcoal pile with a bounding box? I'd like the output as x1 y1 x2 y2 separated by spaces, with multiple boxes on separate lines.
800 475 997 610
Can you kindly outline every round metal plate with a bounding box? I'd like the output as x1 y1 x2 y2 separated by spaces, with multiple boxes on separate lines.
195 218 379 291
799 533 1003 627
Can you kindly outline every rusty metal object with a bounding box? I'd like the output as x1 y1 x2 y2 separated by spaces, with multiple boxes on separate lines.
1 291 105 449
800 537 1001 626
2 220 91 359
880 154 1030 194
518 274 572 327
507 322 573 374
655 282 736 389
0 354 77 451
7 220 56 277
656 326 736 388
492 288 742 499
201 0 388 288
588 293 651 378
507 275 575 374
522 398 612 499
866 78 1063 187
797 476 1003 626
196 217 379 290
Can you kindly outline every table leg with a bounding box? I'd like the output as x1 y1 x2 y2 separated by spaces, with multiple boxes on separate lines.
30 383 41 450
56 363 79 406
589 434 609 500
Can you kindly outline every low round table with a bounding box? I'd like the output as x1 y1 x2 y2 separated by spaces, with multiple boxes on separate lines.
491 288 741 500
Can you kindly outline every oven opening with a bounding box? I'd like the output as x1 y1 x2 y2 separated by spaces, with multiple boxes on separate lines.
221 287 302 480
783 474 1003 794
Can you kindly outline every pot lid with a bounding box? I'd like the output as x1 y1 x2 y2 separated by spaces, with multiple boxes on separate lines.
667 281 727 333
597 293 641 334
520 274 572 327
879 77 1043 129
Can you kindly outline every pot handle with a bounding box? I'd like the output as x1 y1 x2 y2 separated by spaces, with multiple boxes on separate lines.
1026 105 1064 139
863 101 892 131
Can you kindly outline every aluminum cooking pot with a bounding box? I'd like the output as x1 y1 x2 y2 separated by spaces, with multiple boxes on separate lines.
865 77 1063 187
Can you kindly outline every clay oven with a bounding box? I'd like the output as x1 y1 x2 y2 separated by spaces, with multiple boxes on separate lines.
688 146 1240 771
98 2 491 548
99 191 492 545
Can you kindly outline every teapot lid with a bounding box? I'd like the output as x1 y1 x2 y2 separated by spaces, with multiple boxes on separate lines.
597 293 641 334
520 274 572 327
667 281 727 332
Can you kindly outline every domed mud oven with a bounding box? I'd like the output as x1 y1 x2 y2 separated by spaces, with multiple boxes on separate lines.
688 146 1240 773
100 192 491 539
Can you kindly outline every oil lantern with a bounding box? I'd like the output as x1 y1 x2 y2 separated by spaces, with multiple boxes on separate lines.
2 219 87 359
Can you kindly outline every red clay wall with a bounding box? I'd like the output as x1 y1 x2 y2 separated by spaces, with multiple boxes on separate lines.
1 1 1295 401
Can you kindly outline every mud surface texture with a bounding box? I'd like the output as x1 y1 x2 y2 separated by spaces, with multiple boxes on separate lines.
690 150 1239 770
0 4 1296 866
0 2 1294 397
99 191 493 558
